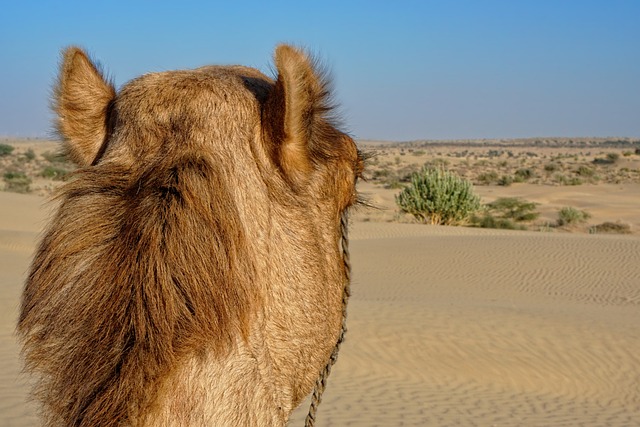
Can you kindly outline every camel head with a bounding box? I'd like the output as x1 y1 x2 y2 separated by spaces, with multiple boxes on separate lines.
20 45 363 426
54 45 363 212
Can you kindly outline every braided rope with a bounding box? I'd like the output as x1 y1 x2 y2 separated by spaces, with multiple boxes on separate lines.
304 211 351 426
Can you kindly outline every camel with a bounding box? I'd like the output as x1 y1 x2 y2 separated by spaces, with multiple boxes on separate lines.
18 44 364 426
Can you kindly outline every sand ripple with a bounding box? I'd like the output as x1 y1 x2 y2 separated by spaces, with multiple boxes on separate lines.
290 223 640 426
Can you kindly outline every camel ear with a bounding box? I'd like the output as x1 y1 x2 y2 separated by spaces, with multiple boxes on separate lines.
263 44 330 185
53 47 116 166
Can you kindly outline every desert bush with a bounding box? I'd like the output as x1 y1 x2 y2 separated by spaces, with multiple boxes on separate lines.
497 175 513 186
515 168 534 181
568 177 583 185
544 162 560 173
557 207 591 226
41 166 69 180
593 153 619 165
0 143 14 157
485 197 540 222
553 173 584 185
24 148 36 161
425 158 450 168
42 150 68 163
589 222 631 234
477 171 499 185
384 177 403 189
575 165 595 177
3 171 32 193
470 213 524 230
371 168 393 181
399 164 420 181
396 167 480 225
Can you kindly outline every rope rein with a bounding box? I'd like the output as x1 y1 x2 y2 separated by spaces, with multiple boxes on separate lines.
304 211 351 427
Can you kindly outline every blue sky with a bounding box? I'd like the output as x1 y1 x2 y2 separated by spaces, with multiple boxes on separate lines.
1 0 638 141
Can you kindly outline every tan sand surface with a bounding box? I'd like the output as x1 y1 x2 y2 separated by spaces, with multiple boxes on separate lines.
289 223 640 426
0 192 51 427
1 191 639 426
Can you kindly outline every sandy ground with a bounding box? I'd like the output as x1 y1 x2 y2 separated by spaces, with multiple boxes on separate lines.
2 190 639 426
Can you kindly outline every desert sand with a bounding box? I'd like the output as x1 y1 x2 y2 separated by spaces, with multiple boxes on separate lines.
2 187 639 426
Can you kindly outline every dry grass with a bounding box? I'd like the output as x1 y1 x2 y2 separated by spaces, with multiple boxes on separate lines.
361 138 640 188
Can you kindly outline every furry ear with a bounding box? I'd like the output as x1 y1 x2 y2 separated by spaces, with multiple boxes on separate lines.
53 47 116 166
263 44 331 185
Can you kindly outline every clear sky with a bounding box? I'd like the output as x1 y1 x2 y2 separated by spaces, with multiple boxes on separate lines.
1 0 638 141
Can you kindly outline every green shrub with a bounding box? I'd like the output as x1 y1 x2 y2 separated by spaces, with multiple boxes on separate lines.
425 158 450 168
42 150 68 163
0 143 14 157
372 168 392 180
575 165 595 177
557 207 591 226
41 166 69 180
477 171 499 185
593 153 619 165
569 177 583 185
485 197 540 222
24 148 36 161
515 168 534 181
3 171 32 193
497 175 513 186
544 162 560 173
554 173 584 185
470 213 524 230
607 152 620 163
384 178 403 189
396 167 481 225
589 222 631 234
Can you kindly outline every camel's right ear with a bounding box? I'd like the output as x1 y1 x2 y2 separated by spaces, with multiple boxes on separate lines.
53 47 116 166
262 45 331 187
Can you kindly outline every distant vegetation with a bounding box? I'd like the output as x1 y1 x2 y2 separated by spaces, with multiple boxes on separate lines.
3 171 31 193
0 140 75 194
557 207 591 227
589 222 631 235
360 138 638 233
364 138 640 188
470 197 539 230
0 143 15 157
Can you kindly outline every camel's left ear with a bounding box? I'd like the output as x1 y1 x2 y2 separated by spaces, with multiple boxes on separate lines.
263 44 332 185
53 47 116 166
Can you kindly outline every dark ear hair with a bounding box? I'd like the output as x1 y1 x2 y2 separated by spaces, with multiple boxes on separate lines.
53 47 116 166
262 44 333 185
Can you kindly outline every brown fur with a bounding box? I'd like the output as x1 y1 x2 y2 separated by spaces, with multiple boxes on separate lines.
18 45 363 426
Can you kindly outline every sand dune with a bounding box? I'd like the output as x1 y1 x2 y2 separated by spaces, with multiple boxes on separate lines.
0 193 46 427
2 192 639 426
289 224 640 426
